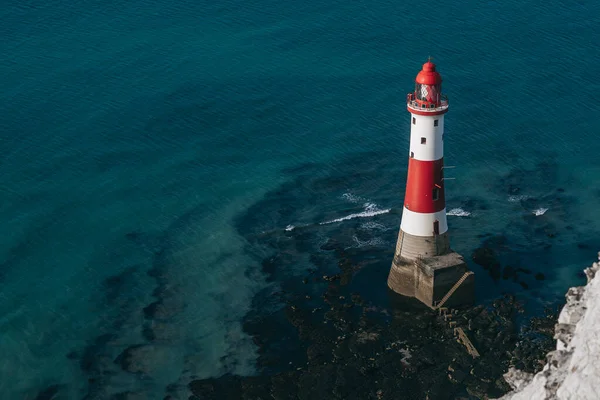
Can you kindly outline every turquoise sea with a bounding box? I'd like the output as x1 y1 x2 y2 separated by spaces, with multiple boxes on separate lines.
2 0 600 398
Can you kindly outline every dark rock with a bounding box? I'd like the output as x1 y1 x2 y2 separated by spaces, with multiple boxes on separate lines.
35 385 63 400
271 371 299 400
261 257 278 277
322 274 341 282
142 325 155 341
320 239 340 251
351 293 365 306
189 375 243 400
458 197 490 211
294 231 315 253
332 365 367 400
143 298 181 320
115 344 171 375
340 273 352 286
143 301 162 319
535 273 546 281
472 246 502 281
103 265 138 289
216 172 562 400
306 343 327 361
468 383 492 399
519 281 529 289
449 368 468 383
297 364 336 400
125 231 141 241
502 265 517 281
532 224 558 239
110 392 146 400
240 376 271 400
309 254 331 269
78 334 116 373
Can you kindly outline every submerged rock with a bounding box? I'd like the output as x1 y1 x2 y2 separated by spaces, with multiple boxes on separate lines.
115 344 172 375
109 391 148 400
34 384 64 400
502 265 517 281
472 245 502 281
534 273 545 281
189 250 555 400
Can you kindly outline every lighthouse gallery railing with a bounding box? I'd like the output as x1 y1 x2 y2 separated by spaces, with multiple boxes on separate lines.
407 93 449 113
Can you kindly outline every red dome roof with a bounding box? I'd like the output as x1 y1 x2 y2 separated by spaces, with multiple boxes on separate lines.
415 61 442 85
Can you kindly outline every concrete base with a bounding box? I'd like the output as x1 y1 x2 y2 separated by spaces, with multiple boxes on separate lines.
394 230 450 260
388 251 474 309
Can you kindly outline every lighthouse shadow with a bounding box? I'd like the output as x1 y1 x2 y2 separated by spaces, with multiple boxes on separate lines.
345 246 432 314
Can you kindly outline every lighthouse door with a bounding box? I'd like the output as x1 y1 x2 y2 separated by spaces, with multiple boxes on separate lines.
433 221 440 235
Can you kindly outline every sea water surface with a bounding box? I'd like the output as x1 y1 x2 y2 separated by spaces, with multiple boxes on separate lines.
1 0 600 398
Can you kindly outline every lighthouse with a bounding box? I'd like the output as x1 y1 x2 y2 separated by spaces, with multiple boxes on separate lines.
387 60 474 309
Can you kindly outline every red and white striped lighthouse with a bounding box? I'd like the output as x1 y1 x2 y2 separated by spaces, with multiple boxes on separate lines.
401 59 448 249
388 60 474 308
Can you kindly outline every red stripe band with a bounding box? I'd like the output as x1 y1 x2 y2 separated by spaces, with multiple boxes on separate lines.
404 158 445 213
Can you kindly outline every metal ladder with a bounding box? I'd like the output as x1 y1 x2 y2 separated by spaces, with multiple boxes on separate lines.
433 271 473 310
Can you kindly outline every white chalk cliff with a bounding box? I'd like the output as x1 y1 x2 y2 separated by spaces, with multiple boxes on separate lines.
499 252 600 400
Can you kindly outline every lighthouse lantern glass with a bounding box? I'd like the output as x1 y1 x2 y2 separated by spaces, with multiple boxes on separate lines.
415 83 441 105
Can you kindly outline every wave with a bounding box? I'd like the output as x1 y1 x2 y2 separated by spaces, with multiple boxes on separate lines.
447 208 471 217
320 203 390 225
533 207 548 216
282 201 390 233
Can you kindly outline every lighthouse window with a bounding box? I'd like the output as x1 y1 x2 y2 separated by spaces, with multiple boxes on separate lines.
410 151 414 158
421 137 426 145
412 117 416 125
432 187 440 201
434 119 439 127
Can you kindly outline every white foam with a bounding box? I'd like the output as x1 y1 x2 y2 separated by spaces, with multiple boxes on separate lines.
533 208 548 216
320 202 390 225
447 208 471 217
285 225 295 231
341 192 363 204
508 195 531 202
351 235 385 248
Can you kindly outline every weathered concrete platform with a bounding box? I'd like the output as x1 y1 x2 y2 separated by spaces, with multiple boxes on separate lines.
388 250 474 309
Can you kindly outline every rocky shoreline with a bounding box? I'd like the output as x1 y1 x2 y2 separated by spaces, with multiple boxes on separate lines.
499 252 600 400
188 239 559 400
